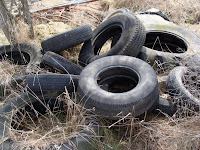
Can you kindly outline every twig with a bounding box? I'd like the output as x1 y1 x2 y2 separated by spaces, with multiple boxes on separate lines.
108 113 131 128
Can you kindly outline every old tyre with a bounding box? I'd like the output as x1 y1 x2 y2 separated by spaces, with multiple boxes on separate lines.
166 66 200 110
77 56 159 118
0 43 41 66
0 92 101 150
78 13 146 66
154 97 177 116
136 14 200 67
25 73 79 93
41 24 93 53
0 43 41 96
43 51 82 75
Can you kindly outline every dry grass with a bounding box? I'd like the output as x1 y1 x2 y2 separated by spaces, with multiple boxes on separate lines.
107 0 200 25
126 115 200 150
0 61 24 85
9 91 99 149
183 68 200 100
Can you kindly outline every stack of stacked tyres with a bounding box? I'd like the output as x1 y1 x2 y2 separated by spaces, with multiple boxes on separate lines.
0 8 200 149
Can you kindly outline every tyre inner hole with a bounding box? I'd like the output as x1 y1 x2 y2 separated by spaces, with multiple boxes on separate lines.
97 67 139 93
12 98 59 130
144 32 188 53
0 51 30 65
93 26 122 55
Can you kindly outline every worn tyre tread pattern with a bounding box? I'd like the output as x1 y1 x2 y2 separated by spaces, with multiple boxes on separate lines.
25 74 79 93
41 24 92 52
120 15 146 56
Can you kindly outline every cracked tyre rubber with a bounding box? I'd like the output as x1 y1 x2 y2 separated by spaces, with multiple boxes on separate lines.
77 56 159 119
25 73 79 93
78 13 146 66
166 66 200 110
41 24 93 53
43 51 82 75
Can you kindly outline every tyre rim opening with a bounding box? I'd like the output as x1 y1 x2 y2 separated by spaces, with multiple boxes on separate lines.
0 51 30 65
144 32 188 53
93 26 122 55
97 67 139 93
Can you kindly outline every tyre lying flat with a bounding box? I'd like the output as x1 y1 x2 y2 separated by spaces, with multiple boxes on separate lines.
77 55 159 119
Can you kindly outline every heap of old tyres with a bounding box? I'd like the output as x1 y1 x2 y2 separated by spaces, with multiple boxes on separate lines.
102 8 200 69
0 92 101 149
78 13 146 66
38 10 177 117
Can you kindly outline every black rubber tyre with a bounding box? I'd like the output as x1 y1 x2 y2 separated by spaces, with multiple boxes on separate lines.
43 51 82 75
0 43 41 66
136 14 200 67
25 73 79 93
154 97 177 116
78 13 146 66
0 93 102 150
41 24 93 53
0 43 41 96
77 55 159 118
166 66 200 110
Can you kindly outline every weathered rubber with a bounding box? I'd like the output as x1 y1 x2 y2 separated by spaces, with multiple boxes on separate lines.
41 24 93 52
25 73 79 93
